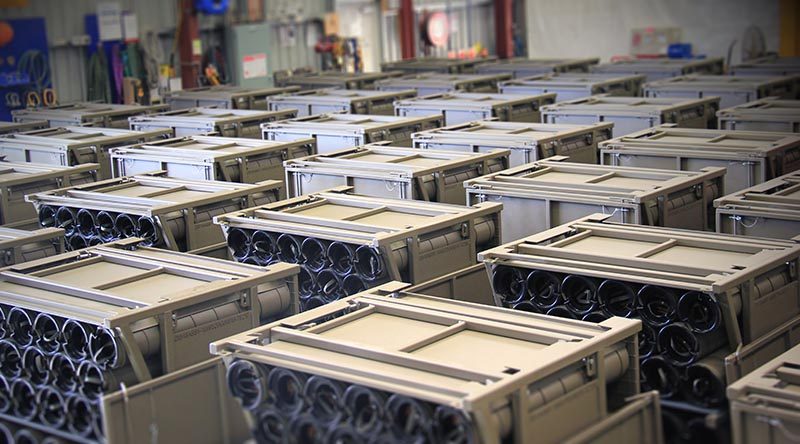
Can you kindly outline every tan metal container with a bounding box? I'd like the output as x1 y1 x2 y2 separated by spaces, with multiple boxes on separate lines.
566 391 663 444
0 120 48 135
394 91 555 125
268 88 417 117
12 102 168 129
413 120 614 166
283 143 509 204
728 340 800 443
714 171 800 240
375 73 511 96
643 74 800 108
0 240 299 443
25 173 283 253
0 224 64 266
479 213 800 413
263 113 443 154
109 135 315 194
541 95 720 137
498 73 645 101
717 97 800 133
591 58 725 81
214 188 502 311
0 126 171 179
274 70 403 90
129 107 297 138
730 55 800 77
466 156 726 241
599 124 800 193
475 57 601 78
406 263 495 306
381 56 498 74
165 85 301 110
0 161 99 225
211 281 641 444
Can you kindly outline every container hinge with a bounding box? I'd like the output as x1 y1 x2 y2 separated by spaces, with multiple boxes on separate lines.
788 261 797 280
239 291 250 309
583 355 597 378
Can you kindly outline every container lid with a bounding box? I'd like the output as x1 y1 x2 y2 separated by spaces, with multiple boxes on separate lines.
413 120 612 146
541 95 718 117
714 171 800 215
110 135 315 161
130 107 296 125
395 92 555 109
264 113 442 134
718 97 800 120
269 88 416 105
1 126 172 149
0 160 99 187
644 74 800 91
376 73 511 88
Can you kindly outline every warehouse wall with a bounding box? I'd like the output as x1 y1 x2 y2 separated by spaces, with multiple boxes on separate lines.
1 0 326 103
525 0 780 65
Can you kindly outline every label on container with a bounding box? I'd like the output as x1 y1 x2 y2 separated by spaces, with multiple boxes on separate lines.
242 53 268 79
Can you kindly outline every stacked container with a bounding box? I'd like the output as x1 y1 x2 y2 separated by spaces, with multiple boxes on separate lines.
267 88 417 116
283 143 509 203
643 74 800 108
717 97 800 132
375 73 511 96
541 95 720 137
393 91 555 125
12 102 167 129
165 85 301 110
263 113 443 154
129 107 297 138
475 57 601 78
413 120 614 165
498 73 645 101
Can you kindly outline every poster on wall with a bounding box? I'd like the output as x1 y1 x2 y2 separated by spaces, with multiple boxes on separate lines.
97 2 122 41
242 53 268 79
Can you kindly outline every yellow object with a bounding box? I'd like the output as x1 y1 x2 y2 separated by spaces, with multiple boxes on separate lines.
780 0 800 56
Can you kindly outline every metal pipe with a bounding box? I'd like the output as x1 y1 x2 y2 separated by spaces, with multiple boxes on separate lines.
328 242 355 275
54 207 77 237
434 405 474 444
354 246 386 282
386 393 434 441
11 378 37 420
76 360 140 401
13 428 43 444
277 234 303 264
227 228 252 262
304 375 346 427
301 296 327 312
33 313 63 355
253 407 289 443
526 270 560 311
657 322 728 367
21 346 50 386
680 349 727 407
677 291 724 333
38 205 57 228
36 386 67 428
67 234 89 251
66 394 100 438
316 269 344 303
61 319 91 361
639 323 658 359
96 211 117 242
637 285 678 327
76 209 98 238
251 231 277 265
324 424 363 443
597 280 637 318
136 216 161 246
0 340 22 378
546 305 577 319
343 274 368 296
49 353 78 393
226 359 269 411
114 213 139 239
301 238 329 272
0 422 11 443
510 300 538 312
561 275 599 316
7 307 34 346
298 266 318 300
582 311 609 323
492 266 526 306
343 385 386 438
641 355 680 399
268 367 307 415
0 305 6 340
89 327 123 369
289 413 326 444
0 376 10 414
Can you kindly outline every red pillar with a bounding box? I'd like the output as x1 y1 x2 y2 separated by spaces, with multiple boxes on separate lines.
178 0 201 88
494 0 514 59
399 0 415 60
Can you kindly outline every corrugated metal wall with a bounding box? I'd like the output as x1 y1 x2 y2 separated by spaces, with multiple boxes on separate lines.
1 0 326 102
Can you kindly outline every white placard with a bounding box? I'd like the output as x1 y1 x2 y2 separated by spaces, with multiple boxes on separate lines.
242 53 268 79
97 2 122 42
122 12 138 41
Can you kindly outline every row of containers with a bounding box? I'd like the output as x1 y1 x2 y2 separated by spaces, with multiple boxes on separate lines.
0 54 797 443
